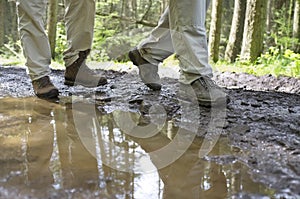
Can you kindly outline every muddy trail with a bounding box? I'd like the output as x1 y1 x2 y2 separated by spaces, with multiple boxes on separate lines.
0 66 299 199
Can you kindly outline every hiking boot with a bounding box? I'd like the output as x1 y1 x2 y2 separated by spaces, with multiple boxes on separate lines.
32 76 59 99
179 76 228 107
128 47 161 91
64 50 107 87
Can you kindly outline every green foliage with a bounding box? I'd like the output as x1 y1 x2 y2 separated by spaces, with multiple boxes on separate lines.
1 0 298 80
92 28 151 62
215 47 300 78
91 13 151 62
54 22 67 63
91 14 119 62
270 7 296 51
256 48 300 77
0 36 22 59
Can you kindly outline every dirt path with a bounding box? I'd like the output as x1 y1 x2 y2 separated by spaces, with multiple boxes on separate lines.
0 66 300 197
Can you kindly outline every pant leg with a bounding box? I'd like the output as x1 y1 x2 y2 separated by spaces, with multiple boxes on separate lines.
169 0 213 84
137 8 174 65
17 0 51 81
63 0 96 67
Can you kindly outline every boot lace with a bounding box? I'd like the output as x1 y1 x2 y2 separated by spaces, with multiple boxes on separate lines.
197 76 218 90
34 76 51 88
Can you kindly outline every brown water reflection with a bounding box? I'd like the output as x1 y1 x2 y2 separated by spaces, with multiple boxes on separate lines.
0 97 274 199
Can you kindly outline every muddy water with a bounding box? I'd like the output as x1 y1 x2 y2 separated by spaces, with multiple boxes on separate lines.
0 97 276 199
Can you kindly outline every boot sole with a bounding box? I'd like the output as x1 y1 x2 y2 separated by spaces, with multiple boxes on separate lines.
64 79 107 88
199 97 230 107
36 89 59 99
64 80 75 86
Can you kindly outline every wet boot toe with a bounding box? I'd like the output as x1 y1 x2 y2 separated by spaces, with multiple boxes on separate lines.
64 50 107 87
32 76 59 99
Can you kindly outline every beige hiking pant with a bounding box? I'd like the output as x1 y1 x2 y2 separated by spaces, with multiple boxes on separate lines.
137 0 212 84
16 0 95 80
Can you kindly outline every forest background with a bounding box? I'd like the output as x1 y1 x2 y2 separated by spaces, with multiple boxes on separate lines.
0 0 299 78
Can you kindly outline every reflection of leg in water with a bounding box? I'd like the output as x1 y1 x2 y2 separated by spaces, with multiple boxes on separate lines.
26 99 55 188
129 130 227 199
55 106 99 189
70 104 140 196
26 99 99 190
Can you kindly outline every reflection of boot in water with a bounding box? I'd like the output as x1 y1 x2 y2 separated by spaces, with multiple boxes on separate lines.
129 130 227 199
27 100 100 190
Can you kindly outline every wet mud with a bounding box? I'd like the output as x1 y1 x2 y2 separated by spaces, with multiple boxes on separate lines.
0 66 299 198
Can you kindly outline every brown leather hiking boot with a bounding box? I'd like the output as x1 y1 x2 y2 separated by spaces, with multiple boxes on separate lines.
64 50 107 87
128 47 161 91
32 76 59 99
179 76 228 107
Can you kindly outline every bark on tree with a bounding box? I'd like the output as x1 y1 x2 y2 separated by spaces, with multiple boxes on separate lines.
209 0 224 63
120 0 125 27
47 0 58 59
240 0 268 62
131 0 138 27
225 0 246 62
0 1 18 46
222 0 234 39
293 0 300 52
0 0 4 46
266 0 273 34
8 2 18 42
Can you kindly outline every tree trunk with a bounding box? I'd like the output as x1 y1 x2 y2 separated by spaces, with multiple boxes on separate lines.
222 0 234 41
293 0 300 52
131 0 138 27
240 0 268 62
120 0 126 29
9 2 18 42
0 0 4 46
225 0 247 62
266 0 273 33
209 0 224 63
47 0 58 59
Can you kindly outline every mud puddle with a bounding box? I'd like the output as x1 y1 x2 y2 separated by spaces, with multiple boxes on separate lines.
0 97 282 199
